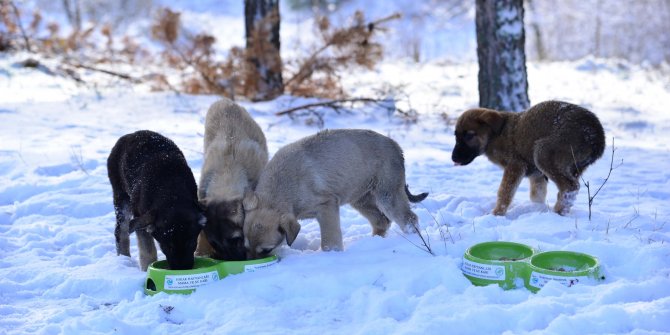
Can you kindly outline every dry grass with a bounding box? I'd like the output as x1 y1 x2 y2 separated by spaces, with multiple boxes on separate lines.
1 2 399 101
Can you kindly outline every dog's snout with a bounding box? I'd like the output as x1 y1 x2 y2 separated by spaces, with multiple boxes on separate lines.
168 257 195 270
451 143 479 166
246 250 256 260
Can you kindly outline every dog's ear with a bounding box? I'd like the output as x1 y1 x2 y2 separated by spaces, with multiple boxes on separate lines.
129 210 155 233
242 191 258 211
279 213 300 246
479 110 504 135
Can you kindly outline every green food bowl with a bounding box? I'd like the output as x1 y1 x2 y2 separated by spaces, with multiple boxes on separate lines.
462 241 535 290
219 256 280 275
526 251 604 293
144 255 279 295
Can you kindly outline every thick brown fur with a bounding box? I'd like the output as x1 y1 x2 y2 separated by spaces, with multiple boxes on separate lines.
452 100 605 216
196 98 269 260
243 129 428 259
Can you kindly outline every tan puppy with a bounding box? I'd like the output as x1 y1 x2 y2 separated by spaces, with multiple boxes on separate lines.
452 100 605 216
243 129 428 259
197 98 269 260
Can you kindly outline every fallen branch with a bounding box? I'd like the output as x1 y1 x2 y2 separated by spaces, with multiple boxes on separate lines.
275 97 392 116
64 62 141 83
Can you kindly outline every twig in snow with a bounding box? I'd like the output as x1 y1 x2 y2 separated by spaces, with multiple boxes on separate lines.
420 203 454 252
395 228 435 256
69 145 89 175
411 224 434 256
571 137 622 220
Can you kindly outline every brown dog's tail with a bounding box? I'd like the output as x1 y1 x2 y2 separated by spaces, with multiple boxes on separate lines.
405 185 428 203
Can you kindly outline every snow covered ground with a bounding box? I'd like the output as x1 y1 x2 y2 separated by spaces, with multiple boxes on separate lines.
1 52 669 334
2 2 670 334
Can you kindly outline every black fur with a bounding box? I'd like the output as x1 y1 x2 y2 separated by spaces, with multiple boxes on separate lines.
451 131 481 166
203 201 247 261
107 130 205 270
405 185 428 203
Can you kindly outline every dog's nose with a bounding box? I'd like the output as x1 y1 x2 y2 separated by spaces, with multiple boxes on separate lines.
246 251 256 260
168 257 195 270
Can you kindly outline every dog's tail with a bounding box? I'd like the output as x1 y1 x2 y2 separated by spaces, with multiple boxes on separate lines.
405 185 428 203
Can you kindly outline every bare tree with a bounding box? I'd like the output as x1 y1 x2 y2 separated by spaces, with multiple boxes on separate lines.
526 0 545 60
245 0 284 101
475 0 530 112
62 0 82 32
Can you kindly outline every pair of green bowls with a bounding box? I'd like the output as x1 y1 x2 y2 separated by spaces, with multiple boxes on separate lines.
144 255 278 295
462 241 605 293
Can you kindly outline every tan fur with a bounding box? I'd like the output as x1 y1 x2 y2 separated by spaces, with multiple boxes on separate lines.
452 100 605 216
196 98 269 256
243 129 426 258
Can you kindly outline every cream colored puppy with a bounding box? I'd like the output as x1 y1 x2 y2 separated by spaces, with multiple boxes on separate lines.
243 129 428 259
197 98 268 260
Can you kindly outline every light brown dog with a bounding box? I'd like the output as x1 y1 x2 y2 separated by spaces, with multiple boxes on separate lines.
196 98 269 260
451 100 605 216
243 129 428 259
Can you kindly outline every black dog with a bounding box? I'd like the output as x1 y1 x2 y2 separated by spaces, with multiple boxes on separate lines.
107 130 205 271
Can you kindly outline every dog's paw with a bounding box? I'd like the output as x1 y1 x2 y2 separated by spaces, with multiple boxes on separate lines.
322 245 343 252
492 207 507 216
553 206 570 216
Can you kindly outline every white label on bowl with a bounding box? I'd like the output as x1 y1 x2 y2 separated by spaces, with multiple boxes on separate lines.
462 258 505 280
164 271 219 290
529 271 587 289
244 258 279 273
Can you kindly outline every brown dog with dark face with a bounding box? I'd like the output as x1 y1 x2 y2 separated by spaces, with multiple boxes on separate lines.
452 100 605 216
196 98 268 260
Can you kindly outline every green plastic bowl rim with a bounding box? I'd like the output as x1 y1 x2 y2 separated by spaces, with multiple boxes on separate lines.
529 250 600 275
465 241 535 263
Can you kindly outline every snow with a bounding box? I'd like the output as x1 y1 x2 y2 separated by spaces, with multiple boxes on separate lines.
2 3 670 335
497 6 523 37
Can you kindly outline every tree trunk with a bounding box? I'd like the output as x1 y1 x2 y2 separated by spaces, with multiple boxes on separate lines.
594 0 602 58
476 0 530 112
62 0 82 32
244 0 284 101
526 0 546 61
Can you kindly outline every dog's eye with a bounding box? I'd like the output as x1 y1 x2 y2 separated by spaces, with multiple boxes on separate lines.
258 247 274 255
463 131 475 141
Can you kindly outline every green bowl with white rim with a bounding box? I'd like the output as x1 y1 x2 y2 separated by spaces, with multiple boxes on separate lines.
144 255 279 295
526 251 604 293
462 241 535 290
